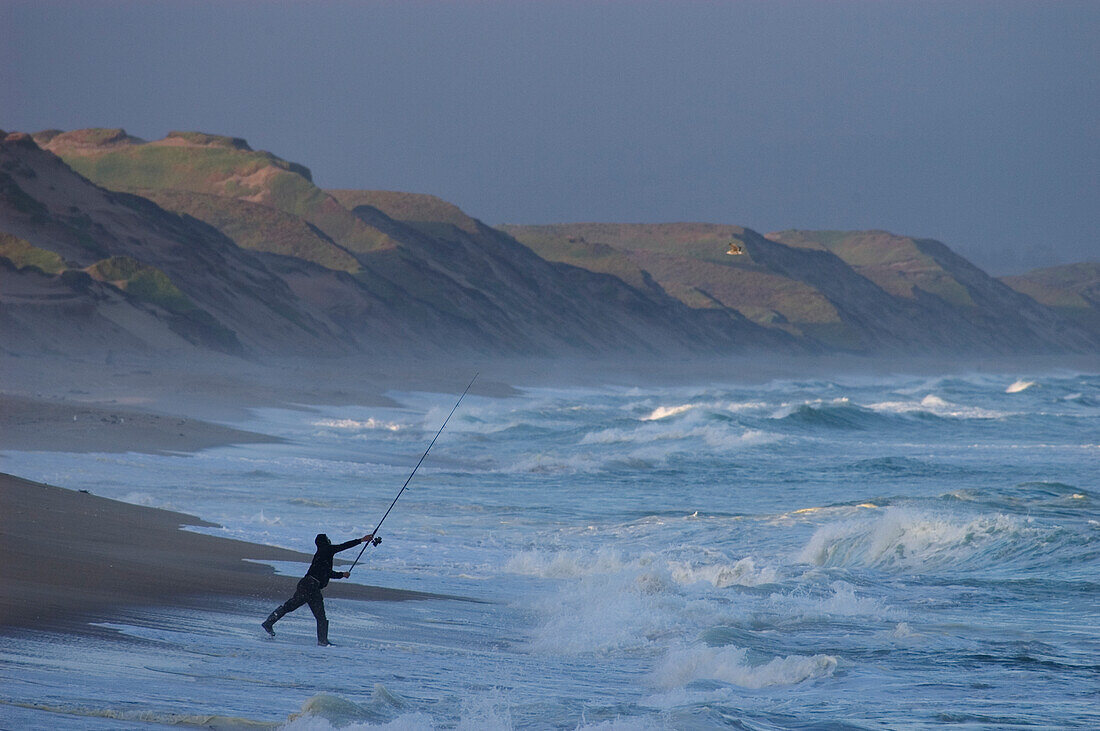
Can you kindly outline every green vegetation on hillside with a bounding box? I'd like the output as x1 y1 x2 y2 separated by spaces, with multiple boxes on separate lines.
38 128 141 147
768 230 975 307
46 132 391 255
0 232 65 273
1002 263 1100 307
328 189 481 234
504 223 857 346
1001 263 1100 333
87 256 194 314
496 227 656 292
64 146 280 196
164 130 252 151
139 189 361 273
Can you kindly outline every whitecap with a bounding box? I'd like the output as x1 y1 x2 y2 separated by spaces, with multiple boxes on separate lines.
505 547 628 579
652 644 837 689
892 622 917 638
120 491 162 507
796 506 1024 571
505 453 603 474
312 417 403 432
641 404 696 421
249 510 282 526
580 423 780 452
867 394 1009 419
668 557 778 588
770 397 851 419
1006 379 1036 394
767 581 906 622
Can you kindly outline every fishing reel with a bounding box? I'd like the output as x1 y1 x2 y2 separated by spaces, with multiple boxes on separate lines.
371 536 382 547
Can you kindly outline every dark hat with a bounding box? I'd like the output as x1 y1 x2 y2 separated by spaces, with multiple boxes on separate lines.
315 533 331 548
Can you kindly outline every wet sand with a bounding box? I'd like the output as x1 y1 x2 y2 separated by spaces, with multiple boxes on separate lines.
0 393 281 454
0 472 436 633
0 355 502 635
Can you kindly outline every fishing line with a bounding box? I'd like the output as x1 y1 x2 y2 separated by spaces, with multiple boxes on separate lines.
347 372 479 574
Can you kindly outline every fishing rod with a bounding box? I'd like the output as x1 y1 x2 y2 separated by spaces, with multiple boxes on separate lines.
347 372 478 574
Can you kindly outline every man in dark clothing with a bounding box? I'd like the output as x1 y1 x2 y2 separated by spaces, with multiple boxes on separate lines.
262 532 374 645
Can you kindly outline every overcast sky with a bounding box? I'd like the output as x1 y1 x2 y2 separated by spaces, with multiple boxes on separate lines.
3 1 1097 273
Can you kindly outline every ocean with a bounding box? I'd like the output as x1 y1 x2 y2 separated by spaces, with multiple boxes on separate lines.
2 370 1098 729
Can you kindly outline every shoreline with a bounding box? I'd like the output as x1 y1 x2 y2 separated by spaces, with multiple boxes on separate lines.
1 353 1091 635
0 472 448 635
0 393 283 455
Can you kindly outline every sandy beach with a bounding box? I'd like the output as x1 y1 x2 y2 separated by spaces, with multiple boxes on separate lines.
0 393 283 454
0 472 436 633
0 354 506 636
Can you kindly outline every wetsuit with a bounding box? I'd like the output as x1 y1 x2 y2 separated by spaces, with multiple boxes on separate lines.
262 534 361 645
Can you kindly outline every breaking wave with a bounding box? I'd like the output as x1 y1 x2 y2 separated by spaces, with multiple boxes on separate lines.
641 404 696 421
667 557 778 588
280 689 514 730
581 420 779 451
1006 379 1037 394
506 548 777 588
795 506 1069 573
507 547 781 654
765 581 907 622
770 398 888 430
639 400 767 422
652 644 837 689
867 394 1010 419
943 482 1093 518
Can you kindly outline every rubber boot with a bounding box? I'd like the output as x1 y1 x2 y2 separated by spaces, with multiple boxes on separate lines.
262 612 278 637
316 618 332 646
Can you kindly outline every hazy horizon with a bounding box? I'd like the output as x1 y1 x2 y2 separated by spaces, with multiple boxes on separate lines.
3 0 1097 275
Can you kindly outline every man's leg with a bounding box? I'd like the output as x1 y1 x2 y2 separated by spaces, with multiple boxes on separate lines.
263 583 310 635
307 593 330 645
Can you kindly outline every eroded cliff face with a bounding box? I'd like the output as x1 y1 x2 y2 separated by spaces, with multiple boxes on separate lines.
999 263 1100 344
767 230 1096 353
505 223 1099 354
3 130 792 361
0 131 328 357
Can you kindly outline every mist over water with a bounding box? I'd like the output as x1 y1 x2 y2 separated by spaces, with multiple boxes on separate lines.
2 370 1098 729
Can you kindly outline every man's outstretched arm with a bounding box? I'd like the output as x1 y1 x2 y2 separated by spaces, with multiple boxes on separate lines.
333 534 374 552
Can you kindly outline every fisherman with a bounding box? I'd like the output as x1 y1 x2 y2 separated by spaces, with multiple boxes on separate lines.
262 532 376 646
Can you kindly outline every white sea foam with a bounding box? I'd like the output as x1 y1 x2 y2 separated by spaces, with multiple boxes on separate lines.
507 547 779 655
892 622 917 638
770 397 851 419
283 713 435 730
312 417 403 431
280 690 448 731
505 547 629 579
120 491 171 509
768 581 906 621
576 718 665 730
652 644 837 689
725 400 769 412
581 423 779 452
641 403 696 421
867 394 1009 419
524 570 671 654
668 557 778 588
1006 379 1036 394
507 549 776 588
505 452 605 474
767 502 879 526
249 509 282 525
